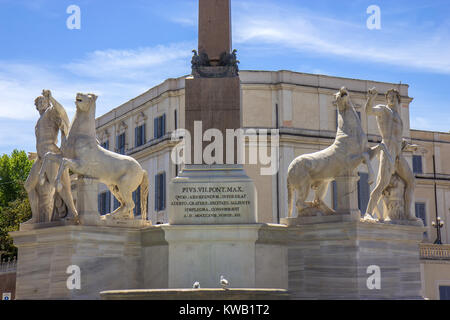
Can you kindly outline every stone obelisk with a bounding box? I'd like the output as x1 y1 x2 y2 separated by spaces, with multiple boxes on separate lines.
185 0 240 163
168 0 257 225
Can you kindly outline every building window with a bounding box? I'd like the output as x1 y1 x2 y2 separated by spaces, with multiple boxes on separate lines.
439 286 450 300
155 172 166 211
332 180 337 210
415 202 427 238
413 155 423 174
98 191 111 215
116 132 126 154
358 172 370 215
415 202 427 225
113 196 120 210
132 186 141 216
174 110 178 130
335 110 338 130
135 124 146 147
154 114 166 139
101 140 109 150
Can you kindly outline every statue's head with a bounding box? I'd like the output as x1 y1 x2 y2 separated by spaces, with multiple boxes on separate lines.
334 87 351 111
35 96 50 114
75 93 98 112
386 89 401 106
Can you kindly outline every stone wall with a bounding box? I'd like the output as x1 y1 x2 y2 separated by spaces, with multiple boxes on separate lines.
0 272 16 299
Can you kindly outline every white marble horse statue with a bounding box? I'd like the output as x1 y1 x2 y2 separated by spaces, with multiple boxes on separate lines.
40 93 149 220
287 87 391 217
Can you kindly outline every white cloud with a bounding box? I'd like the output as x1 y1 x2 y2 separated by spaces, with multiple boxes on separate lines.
232 1 450 74
0 42 193 154
0 43 193 120
64 43 193 80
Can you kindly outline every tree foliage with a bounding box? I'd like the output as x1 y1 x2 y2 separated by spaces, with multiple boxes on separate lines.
0 150 32 261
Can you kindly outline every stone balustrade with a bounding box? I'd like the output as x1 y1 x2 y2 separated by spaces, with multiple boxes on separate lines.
420 244 450 260
0 256 17 274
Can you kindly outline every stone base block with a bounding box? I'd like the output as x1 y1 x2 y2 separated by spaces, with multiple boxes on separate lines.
286 220 426 299
168 165 257 225
11 223 287 299
11 225 144 300
159 224 288 290
281 212 361 226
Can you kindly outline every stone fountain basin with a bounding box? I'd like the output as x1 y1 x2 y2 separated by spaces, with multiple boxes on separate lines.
100 288 289 300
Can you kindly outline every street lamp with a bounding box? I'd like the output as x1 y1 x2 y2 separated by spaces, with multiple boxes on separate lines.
432 217 445 245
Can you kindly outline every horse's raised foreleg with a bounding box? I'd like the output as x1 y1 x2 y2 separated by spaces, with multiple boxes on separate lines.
369 143 393 165
55 158 84 192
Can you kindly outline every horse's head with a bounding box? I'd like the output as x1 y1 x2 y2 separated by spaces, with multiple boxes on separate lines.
334 87 351 112
75 93 97 112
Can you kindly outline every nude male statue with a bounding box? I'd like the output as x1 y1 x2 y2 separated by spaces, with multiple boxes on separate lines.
364 88 420 222
24 90 79 223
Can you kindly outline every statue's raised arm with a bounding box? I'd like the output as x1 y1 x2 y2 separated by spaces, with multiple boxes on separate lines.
365 88 385 117
42 90 70 139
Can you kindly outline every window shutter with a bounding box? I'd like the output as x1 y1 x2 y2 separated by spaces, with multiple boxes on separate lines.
136 186 141 216
162 114 166 136
174 110 177 130
143 124 146 144
132 190 137 216
162 172 166 210
358 173 370 215
135 127 138 147
106 191 111 213
113 196 120 210
332 180 337 210
415 202 426 225
154 118 158 139
98 193 102 214
413 156 423 174
335 110 338 130
155 174 159 211
440 286 450 300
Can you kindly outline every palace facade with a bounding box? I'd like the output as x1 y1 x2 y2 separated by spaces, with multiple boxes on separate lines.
94 70 450 244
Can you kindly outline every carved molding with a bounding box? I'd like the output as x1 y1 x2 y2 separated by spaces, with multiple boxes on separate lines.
135 111 148 125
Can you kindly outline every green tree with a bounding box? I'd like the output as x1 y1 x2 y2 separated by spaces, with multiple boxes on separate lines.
0 150 32 261
0 150 32 207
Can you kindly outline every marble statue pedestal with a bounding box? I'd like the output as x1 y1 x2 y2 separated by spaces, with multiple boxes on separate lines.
11 225 144 300
157 224 287 290
11 223 287 299
285 219 426 299
168 165 257 225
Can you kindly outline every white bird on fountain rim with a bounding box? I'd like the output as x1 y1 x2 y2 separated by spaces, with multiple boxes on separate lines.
220 275 229 290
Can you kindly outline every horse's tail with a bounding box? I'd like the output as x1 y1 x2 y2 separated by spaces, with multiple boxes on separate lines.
140 170 149 221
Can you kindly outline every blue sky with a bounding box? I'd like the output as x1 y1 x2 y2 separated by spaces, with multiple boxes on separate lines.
0 0 449 155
